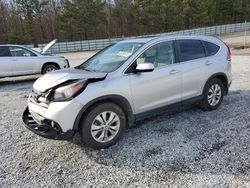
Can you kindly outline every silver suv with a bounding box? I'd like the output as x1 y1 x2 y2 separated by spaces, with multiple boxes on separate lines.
23 36 232 149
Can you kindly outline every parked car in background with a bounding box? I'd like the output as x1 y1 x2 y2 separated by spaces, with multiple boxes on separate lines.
0 39 70 78
23 35 232 149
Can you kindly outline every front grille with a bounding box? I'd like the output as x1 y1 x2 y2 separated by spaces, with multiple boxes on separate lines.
29 90 49 108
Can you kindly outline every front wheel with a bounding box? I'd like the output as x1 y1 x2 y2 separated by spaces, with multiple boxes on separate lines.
200 78 224 111
80 103 126 149
42 64 59 74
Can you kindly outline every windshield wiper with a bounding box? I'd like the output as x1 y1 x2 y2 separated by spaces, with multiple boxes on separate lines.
84 68 97 72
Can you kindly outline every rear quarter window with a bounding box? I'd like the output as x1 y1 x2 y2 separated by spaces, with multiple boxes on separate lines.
203 41 220 56
0 46 11 57
178 39 206 62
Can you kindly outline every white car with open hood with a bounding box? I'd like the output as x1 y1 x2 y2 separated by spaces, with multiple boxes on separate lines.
0 39 70 78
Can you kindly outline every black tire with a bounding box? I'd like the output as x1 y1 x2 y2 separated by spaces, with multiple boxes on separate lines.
200 78 224 111
42 64 59 74
80 102 126 149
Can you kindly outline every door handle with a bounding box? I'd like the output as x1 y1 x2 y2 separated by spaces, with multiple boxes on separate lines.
170 69 179 75
205 61 213 65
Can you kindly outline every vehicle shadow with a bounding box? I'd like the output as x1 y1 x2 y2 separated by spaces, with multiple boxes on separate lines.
79 89 250 176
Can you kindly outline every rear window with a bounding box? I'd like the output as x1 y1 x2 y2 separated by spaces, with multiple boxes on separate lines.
203 41 220 56
0 46 11 57
178 39 206 62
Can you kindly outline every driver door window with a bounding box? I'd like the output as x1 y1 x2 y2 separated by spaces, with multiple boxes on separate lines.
8 46 37 74
136 41 175 68
9 47 35 57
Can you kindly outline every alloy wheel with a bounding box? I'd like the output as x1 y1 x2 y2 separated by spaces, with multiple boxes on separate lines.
91 111 120 143
207 83 222 106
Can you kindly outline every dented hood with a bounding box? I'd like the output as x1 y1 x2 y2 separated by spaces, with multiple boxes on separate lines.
33 68 107 92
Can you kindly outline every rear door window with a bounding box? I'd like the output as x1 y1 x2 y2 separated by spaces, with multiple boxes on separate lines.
203 41 220 56
178 39 206 62
0 46 11 57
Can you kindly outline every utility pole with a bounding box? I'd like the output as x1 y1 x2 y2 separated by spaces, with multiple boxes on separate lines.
244 20 247 48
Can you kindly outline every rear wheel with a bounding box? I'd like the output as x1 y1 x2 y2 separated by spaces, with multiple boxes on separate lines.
200 78 224 111
80 103 126 149
42 64 59 74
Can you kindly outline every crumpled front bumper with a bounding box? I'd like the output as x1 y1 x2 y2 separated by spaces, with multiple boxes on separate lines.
22 107 74 140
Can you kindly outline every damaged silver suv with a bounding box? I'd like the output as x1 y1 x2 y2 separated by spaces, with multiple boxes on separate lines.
23 36 232 149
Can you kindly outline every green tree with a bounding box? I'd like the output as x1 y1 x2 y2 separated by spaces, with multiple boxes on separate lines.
15 0 49 44
61 0 106 40
1 0 250 44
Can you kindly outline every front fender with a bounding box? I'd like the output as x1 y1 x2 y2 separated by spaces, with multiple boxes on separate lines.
73 95 135 131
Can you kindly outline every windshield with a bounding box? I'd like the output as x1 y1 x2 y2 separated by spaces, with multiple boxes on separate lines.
77 42 144 73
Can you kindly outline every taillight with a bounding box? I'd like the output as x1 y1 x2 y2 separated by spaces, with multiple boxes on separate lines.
227 46 231 61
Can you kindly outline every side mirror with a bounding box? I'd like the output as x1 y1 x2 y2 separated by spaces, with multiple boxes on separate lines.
136 63 154 72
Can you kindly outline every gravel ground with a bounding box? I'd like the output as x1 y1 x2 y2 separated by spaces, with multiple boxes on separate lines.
0 55 250 187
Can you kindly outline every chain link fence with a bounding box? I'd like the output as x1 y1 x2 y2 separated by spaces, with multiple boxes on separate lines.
27 22 250 54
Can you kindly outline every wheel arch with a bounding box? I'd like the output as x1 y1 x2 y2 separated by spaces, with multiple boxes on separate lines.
73 95 135 131
204 72 229 95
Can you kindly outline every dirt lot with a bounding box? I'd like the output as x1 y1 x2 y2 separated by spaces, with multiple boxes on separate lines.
0 52 250 187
